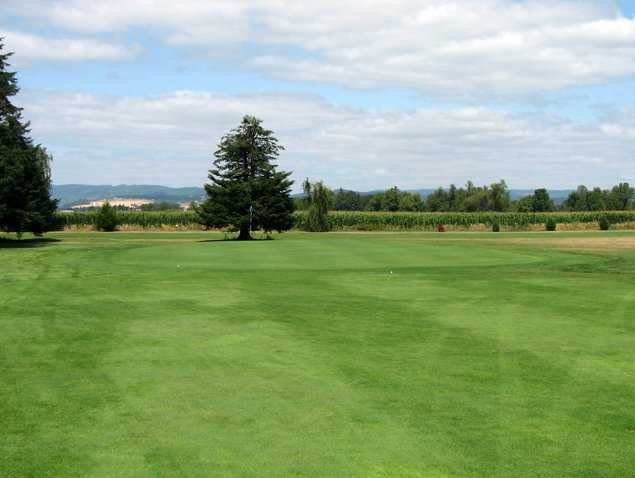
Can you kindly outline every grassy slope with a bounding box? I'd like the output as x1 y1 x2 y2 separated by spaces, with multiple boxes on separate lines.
1 232 634 477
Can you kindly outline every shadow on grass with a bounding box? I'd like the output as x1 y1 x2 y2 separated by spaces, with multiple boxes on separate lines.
0 236 62 249
198 235 276 244
198 239 275 244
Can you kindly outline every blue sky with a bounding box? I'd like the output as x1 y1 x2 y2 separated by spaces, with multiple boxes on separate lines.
1 0 634 190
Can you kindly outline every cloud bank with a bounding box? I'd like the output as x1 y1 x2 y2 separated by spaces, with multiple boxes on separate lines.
0 29 139 64
3 0 635 97
20 90 634 189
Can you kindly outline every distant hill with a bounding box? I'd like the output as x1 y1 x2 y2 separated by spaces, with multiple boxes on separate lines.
53 184 574 209
53 184 205 209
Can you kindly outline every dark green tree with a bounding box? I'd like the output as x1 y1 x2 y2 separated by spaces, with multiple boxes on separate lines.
366 193 384 211
563 185 608 211
488 180 511 212
95 202 119 232
197 116 294 240
515 195 534 212
447 184 459 211
463 187 489 212
530 188 555 212
0 40 57 236
302 179 331 232
586 187 607 211
382 186 401 212
563 186 588 211
426 187 450 212
607 183 633 210
333 188 363 211
399 192 424 211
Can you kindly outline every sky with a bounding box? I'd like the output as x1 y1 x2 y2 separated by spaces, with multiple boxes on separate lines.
1 0 634 191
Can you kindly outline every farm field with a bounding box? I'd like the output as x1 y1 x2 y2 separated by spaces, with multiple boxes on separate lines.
57 209 635 231
1 231 634 477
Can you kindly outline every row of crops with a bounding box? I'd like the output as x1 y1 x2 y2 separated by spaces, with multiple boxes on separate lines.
58 211 199 228
57 210 635 230
302 211 635 230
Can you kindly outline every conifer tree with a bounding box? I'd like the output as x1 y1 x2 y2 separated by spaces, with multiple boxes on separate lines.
197 116 294 240
0 40 57 236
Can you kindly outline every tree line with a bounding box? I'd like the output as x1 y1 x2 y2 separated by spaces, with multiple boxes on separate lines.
296 181 634 213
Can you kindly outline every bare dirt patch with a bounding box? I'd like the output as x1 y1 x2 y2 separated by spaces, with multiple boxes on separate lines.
483 236 635 252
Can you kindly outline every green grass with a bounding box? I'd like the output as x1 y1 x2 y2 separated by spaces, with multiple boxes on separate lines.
1 231 634 477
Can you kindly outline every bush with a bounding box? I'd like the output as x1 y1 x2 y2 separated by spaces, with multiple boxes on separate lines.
599 216 611 231
545 218 557 231
492 222 500 232
95 202 119 232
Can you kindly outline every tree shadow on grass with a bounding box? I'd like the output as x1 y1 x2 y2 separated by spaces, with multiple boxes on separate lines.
0 236 62 249
198 239 275 244
198 235 276 244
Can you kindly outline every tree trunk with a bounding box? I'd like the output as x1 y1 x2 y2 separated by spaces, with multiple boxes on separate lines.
237 224 252 240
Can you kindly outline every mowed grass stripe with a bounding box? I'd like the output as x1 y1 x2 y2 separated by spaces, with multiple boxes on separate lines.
1 232 634 477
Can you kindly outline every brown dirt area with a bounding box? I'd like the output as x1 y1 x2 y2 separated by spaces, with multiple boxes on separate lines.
476 236 635 251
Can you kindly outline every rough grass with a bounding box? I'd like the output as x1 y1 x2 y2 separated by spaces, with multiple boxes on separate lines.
1 231 634 477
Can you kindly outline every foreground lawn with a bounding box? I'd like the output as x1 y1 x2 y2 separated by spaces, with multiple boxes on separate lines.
1 231 634 477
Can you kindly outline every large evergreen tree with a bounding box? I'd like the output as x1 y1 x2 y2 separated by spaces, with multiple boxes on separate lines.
197 115 294 240
0 40 57 236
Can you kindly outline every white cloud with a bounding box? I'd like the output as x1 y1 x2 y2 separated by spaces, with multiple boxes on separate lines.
18 89 635 189
0 29 139 63
2 0 635 97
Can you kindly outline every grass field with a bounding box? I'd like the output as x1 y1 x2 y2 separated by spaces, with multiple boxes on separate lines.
1 231 634 477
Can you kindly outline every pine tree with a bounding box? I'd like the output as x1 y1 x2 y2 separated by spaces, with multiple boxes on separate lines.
197 116 294 240
0 39 57 236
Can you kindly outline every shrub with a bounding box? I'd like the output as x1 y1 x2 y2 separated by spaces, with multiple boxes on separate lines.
95 202 119 232
599 215 611 231
545 218 557 231
492 222 500 232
